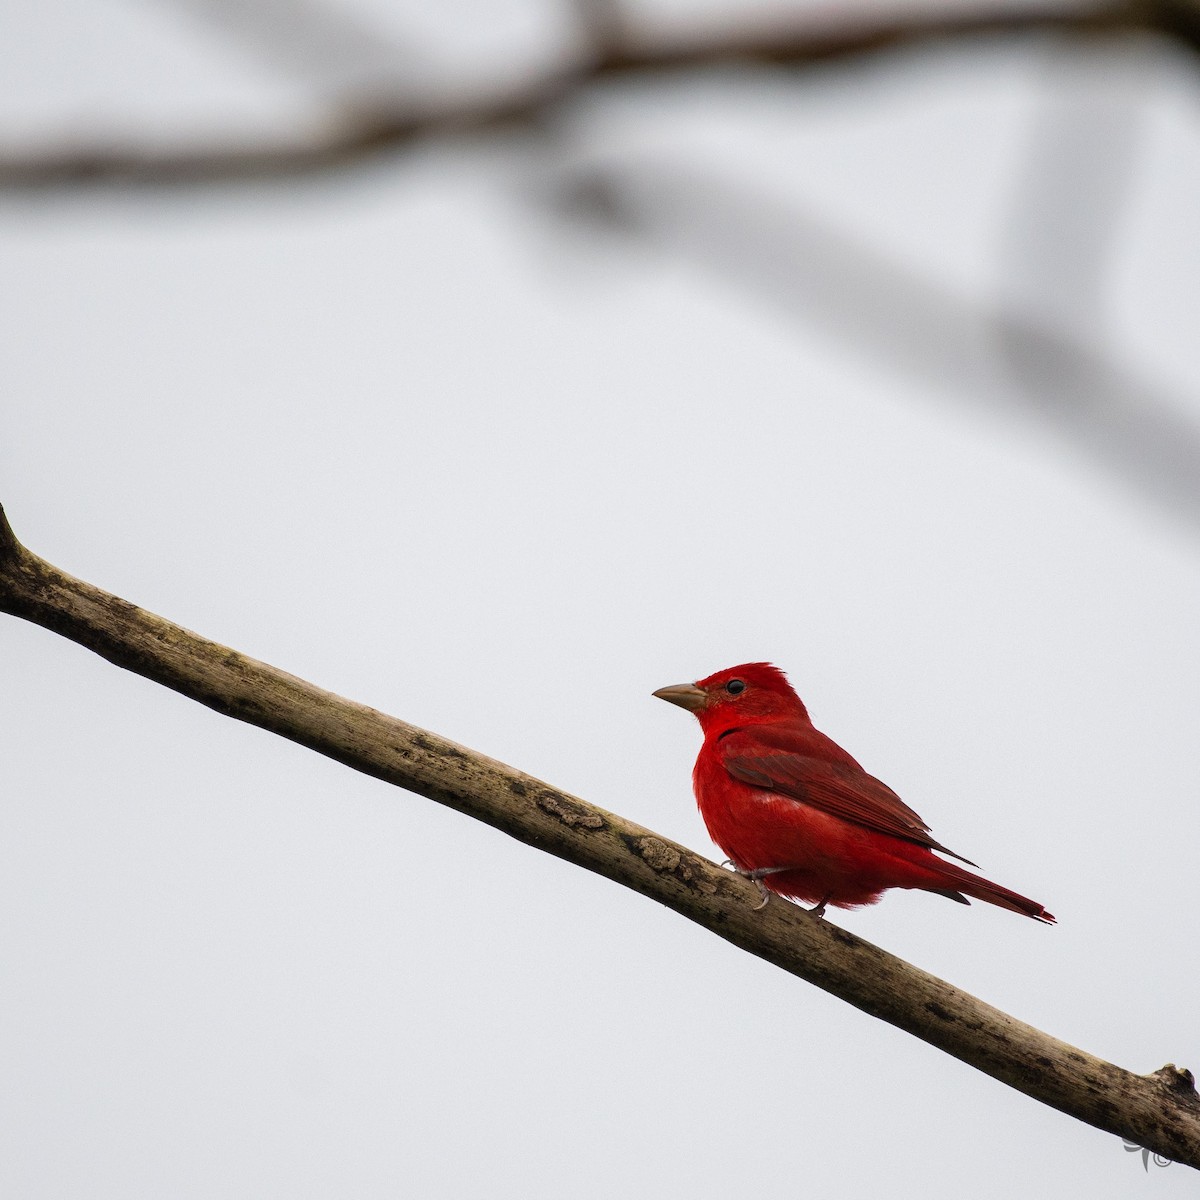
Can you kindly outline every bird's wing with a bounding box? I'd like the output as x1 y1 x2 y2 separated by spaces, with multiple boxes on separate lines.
721 746 977 866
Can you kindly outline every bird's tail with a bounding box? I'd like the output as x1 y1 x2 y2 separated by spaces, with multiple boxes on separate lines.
930 859 1056 924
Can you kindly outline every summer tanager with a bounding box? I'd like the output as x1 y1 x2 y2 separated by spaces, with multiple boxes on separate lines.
654 662 1054 922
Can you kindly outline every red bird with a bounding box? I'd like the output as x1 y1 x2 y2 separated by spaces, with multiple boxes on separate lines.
654 662 1054 923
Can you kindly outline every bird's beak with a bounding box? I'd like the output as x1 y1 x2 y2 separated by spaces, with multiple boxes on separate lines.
652 682 707 712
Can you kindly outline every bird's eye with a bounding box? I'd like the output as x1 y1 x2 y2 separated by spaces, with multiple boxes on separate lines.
725 679 746 696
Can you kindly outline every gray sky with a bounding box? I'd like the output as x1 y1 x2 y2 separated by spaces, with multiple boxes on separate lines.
2 3 1199 1197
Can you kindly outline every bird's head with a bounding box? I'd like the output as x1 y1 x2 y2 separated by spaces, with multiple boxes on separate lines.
653 662 808 734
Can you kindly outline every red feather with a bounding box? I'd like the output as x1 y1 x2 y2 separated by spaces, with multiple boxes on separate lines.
656 662 1054 923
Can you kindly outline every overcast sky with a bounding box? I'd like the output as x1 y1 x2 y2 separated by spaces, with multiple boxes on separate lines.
2 2 1199 1197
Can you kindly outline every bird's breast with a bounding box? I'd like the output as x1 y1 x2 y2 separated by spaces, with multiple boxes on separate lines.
692 750 860 873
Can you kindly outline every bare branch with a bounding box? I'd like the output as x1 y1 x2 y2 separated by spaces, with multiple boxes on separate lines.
1 500 1197 1165
1 2 1196 190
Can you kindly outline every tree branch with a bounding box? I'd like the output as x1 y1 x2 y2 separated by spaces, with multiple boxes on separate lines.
1 500 1197 1166
2 1 1198 191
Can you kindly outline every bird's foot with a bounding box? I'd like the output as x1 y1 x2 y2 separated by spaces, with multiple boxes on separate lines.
807 894 832 919
720 862 797 911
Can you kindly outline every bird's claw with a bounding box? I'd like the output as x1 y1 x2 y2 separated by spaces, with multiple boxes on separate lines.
722 863 799 911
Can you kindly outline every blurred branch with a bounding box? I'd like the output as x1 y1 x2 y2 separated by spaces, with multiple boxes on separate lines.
997 37 1150 341
2 0 1200 189
554 159 1200 532
988 37 1200 518
164 0 423 103
2 500 1199 1165
572 0 632 60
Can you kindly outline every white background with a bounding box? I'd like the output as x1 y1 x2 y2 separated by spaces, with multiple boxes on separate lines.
2 1 1198 1196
